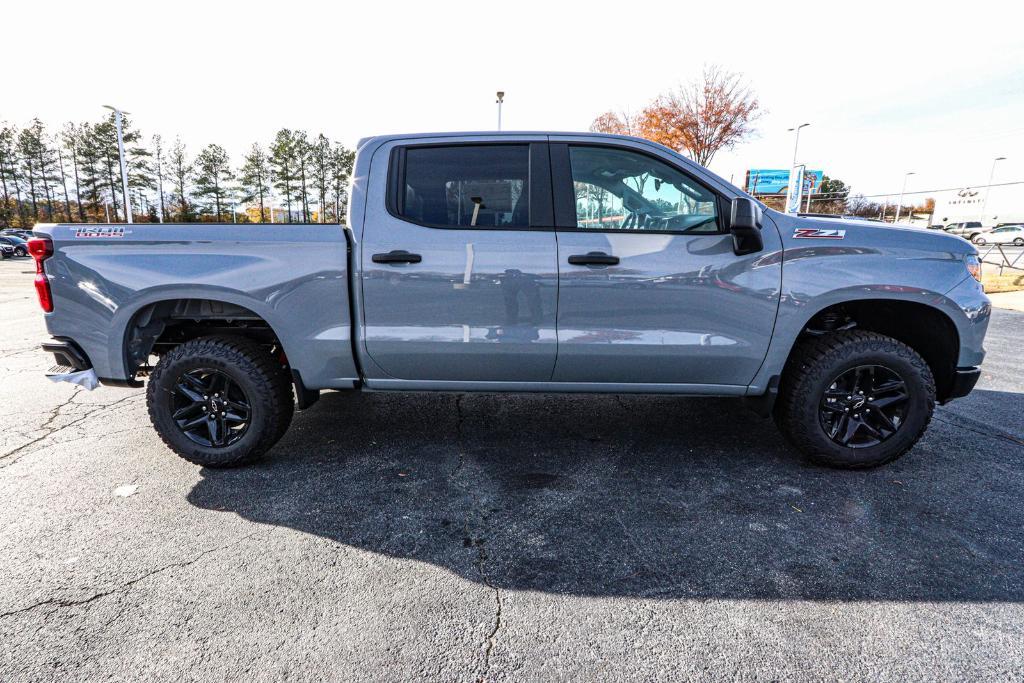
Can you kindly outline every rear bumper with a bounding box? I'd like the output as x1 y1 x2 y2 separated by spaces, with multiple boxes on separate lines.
944 366 981 402
42 337 142 388
41 338 91 371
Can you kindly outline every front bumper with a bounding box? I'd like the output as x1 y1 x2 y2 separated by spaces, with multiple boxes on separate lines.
944 366 981 402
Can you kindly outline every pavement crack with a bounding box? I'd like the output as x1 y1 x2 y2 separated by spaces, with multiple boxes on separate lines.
0 392 142 466
933 411 1024 449
0 532 259 620
447 393 504 681
451 394 466 477
476 527 504 683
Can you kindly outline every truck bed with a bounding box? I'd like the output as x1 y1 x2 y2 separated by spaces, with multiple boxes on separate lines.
34 223 360 390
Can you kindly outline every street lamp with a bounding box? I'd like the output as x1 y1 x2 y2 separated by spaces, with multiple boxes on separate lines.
981 156 1006 223
894 171 915 222
787 123 810 169
496 91 505 131
102 105 133 224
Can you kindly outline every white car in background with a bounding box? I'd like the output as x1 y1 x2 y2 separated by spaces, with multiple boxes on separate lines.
973 225 1024 246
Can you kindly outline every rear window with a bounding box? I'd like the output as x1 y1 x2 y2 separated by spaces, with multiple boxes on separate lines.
397 145 530 229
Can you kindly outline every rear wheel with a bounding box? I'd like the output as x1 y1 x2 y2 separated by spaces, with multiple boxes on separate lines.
1014 237 1024 246
147 336 294 467
774 331 935 469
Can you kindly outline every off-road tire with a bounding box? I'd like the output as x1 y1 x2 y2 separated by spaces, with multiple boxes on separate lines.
774 330 935 469
147 335 294 467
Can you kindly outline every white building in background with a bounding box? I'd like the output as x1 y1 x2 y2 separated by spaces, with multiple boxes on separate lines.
930 183 1024 227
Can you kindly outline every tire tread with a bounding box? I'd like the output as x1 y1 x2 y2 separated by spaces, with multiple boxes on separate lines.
774 330 935 469
146 335 294 467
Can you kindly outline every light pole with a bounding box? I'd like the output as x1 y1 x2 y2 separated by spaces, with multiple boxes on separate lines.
103 105 133 223
894 171 915 222
788 123 810 169
981 156 1006 223
496 91 505 131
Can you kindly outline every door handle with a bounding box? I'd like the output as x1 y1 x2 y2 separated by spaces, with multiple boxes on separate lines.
567 251 619 266
372 250 422 264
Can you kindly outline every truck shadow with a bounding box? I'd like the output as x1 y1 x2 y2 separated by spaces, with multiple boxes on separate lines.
187 388 1024 601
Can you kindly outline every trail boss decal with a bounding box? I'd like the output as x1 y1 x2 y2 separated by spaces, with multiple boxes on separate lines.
75 226 126 238
793 228 845 239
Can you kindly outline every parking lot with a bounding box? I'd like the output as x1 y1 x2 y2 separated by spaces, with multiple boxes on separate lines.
1 256 1023 681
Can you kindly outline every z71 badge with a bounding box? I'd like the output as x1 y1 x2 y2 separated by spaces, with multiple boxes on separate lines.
793 228 845 239
75 226 126 238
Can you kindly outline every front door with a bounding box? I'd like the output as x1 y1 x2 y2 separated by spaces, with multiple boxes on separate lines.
360 140 558 381
550 141 781 387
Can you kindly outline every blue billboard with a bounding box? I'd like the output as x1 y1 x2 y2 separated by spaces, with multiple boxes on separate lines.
745 169 824 195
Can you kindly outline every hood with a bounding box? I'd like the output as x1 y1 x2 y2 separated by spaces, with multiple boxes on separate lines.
768 210 977 256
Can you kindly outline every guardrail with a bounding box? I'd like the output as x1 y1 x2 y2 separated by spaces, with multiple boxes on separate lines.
978 244 1024 274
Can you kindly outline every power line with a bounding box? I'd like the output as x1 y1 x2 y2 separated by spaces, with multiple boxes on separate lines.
752 179 1024 200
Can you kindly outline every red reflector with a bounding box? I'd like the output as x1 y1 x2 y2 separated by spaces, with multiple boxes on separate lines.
34 273 53 312
28 238 54 312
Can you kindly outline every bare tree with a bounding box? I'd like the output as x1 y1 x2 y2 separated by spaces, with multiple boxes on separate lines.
637 65 761 166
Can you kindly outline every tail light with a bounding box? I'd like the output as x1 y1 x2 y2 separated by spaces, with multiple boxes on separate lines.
28 238 54 312
965 254 982 283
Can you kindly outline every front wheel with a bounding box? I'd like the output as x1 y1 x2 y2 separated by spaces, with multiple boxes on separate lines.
147 336 294 467
973 236 986 245
774 331 935 469
14 246 27 257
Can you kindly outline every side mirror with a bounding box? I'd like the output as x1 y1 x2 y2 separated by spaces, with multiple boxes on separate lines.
729 197 764 255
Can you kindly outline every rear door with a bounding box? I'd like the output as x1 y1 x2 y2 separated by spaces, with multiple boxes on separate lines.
360 138 558 381
549 139 781 387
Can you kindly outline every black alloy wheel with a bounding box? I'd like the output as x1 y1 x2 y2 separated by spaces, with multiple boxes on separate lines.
171 368 252 448
819 364 908 449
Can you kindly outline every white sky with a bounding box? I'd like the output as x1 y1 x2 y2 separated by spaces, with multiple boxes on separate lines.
6 0 1024 201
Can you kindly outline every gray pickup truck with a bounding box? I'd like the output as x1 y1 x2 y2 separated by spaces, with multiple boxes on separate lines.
30 132 990 469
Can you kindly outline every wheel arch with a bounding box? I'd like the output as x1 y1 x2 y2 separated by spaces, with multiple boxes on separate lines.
781 298 960 402
121 296 288 380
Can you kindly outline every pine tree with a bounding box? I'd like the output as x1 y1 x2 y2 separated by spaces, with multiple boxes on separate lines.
331 143 355 224
61 123 85 221
169 138 193 221
194 144 234 221
152 135 168 222
17 127 42 223
293 131 312 222
93 116 123 220
76 122 106 221
310 134 332 223
0 124 19 227
269 129 297 222
238 143 271 222
125 117 154 220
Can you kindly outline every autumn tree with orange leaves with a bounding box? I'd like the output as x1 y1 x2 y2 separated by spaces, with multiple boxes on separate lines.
591 66 761 167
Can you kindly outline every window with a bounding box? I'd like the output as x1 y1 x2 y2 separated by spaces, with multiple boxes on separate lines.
397 145 530 229
569 146 719 233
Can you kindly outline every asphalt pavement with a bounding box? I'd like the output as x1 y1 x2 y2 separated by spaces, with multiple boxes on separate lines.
1 257 1023 681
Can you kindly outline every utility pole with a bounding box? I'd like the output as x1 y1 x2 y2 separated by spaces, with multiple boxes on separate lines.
981 156 1006 224
103 105 133 223
894 172 915 222
496 91 505 131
